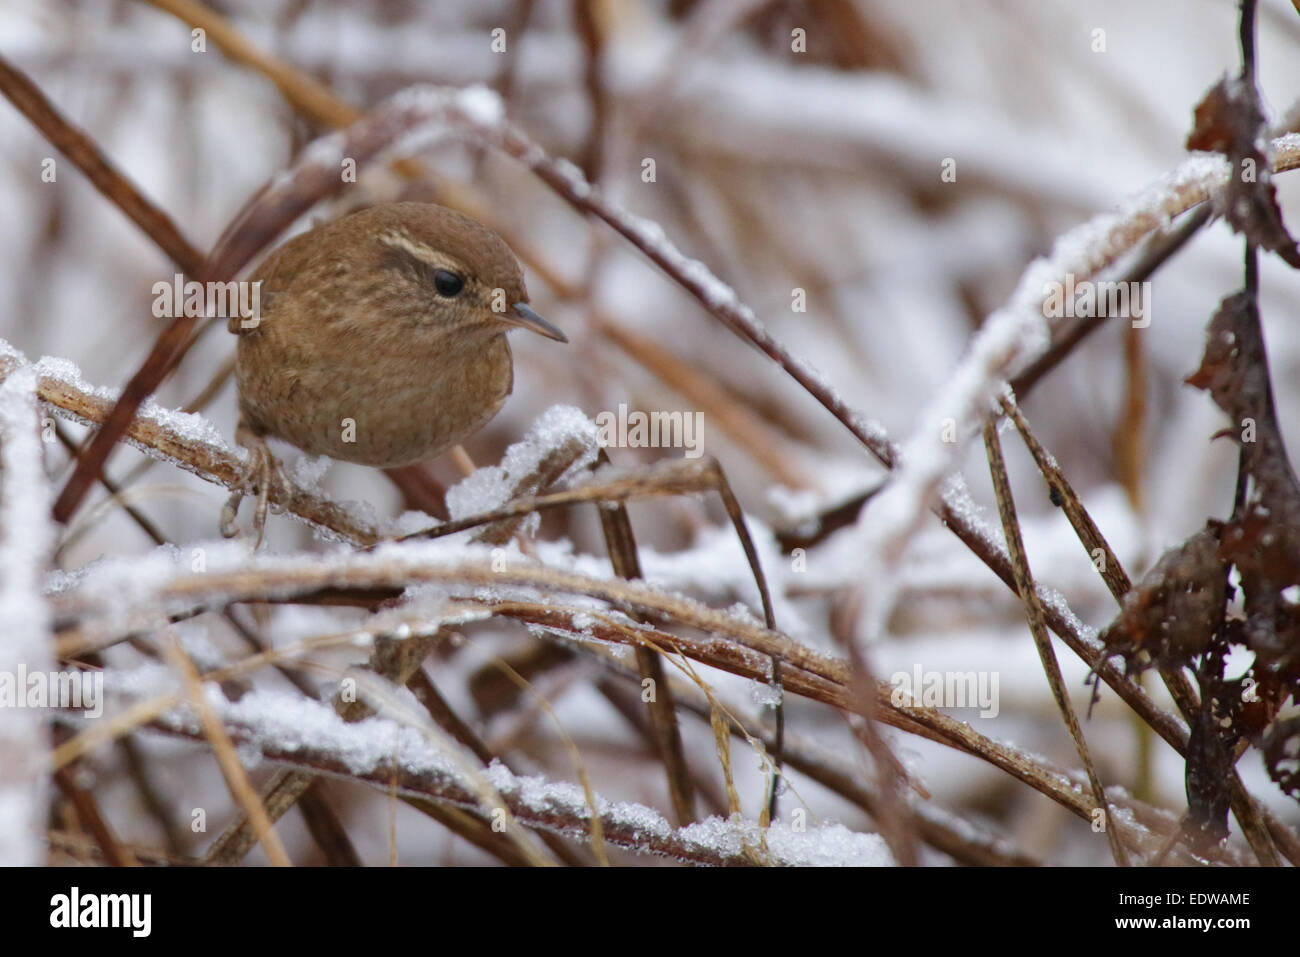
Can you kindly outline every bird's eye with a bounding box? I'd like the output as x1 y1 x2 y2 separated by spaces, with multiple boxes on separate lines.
433 269 465 297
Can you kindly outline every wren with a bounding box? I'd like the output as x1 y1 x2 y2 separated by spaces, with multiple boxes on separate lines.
223 202 566 541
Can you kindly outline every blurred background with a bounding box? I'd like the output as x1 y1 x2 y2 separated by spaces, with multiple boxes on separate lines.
4 0 1300 864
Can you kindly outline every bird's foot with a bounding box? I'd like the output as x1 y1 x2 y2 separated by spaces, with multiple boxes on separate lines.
221 429 283 548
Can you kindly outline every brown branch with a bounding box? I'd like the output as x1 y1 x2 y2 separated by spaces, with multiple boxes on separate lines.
997 392 1289 865
0 53 203 275
149 717 781 866
468 111 1300 793
31 332 1297 859
588 649 1038 866
164 633 292 866
133 621 1243 865
201 433 591 865
0 349 381 544
46 830 190 867
592 449 697 826
983 416 1129 866
52 764 137 868
594 315 816 490
140 0 577 297
49 554 1210 854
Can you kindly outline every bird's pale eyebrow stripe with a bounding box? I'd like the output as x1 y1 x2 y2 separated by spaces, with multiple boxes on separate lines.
378 231 467 276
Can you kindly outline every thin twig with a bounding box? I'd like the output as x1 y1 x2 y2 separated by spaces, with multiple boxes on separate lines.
592 450 697 827
163 631 291 866
983 416 1129 866
51 763 137 868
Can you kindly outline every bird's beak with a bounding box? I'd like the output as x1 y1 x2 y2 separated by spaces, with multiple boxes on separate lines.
509 302 568 343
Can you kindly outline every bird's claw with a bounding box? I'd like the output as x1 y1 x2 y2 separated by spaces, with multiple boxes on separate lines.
222 428 282 549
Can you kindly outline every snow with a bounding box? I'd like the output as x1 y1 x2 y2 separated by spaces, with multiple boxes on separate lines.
445 405 599 522
636 521 805 636
451 84 505 127
749 681 784 708
383 84 506 160
33 353 229 449
844 141 1244 652
388 82 505 129
0 341 388 544
684 816 892 867
107 671 891 865
289 454 331 491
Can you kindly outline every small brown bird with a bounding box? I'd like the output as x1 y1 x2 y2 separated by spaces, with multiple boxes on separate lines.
223 202 566 540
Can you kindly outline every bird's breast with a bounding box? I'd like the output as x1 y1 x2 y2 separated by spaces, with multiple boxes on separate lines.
238 328 514 468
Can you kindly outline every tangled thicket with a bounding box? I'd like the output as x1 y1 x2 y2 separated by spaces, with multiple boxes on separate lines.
2 0 1300 867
